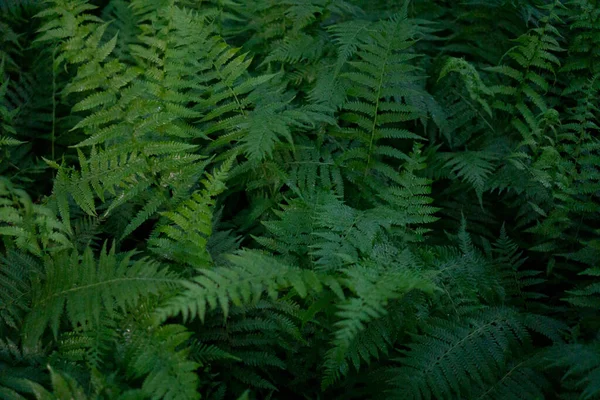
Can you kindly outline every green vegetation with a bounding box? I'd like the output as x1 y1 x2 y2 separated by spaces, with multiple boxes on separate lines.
0 0 599 399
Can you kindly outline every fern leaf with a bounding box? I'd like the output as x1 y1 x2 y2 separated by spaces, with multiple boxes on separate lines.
22 243 179 348
157 250 330 323
388 308 537 400
441 151 498 205
323 261 436 389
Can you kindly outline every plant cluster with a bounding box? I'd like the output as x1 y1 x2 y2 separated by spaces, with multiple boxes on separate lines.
0 0 599 399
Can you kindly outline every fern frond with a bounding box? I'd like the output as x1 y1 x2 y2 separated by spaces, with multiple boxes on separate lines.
262 32 327 66
102 0 140 62
546 342 600 400
22 243 180 348
308 19 372 107
430 61 494 148
469 355 550 400
563 240 600 309
0 251 39 332
387 307 547 400
375 143 439 242
194 298 306 394
55 315 118 370
438 57 493 117
428 218 505 309
125 323 200 400
189 340 240 365
493 225 546 306
278 140 344 198
487 1 564 149
309 193 391 270
0 338 46 400
254 195 319 265
157 249 335 323
0 178 71 256
40 3 212 235
29 366 86 400
149 158 233 269
561 0 600 75
330 11 427 190
322 261 436 389
439 150 498 206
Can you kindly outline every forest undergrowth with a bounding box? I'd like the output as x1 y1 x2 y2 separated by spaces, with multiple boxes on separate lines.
0 0 599 399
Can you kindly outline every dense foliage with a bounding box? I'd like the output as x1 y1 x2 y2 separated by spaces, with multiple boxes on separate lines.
0 0 599 398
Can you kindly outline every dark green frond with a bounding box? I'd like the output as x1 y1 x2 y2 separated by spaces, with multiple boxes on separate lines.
22 243 179 348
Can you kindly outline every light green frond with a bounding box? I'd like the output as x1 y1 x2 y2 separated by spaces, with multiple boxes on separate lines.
149 158 233 268
156 250 333 323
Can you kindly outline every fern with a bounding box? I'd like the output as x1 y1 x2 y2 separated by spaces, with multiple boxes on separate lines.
37 2 212 237
426 219 505 312
254 191 324 267
2 0 600 398
54 315 118 370
22 243 179 348
0 178 71 256
432 57 494 148
0 251 39 332
331 10 426 191
124 323 200 400
563 241 600 310
561 0 600 76
387 307 558 400
309 18 372 108
322 259 436 389
193 299 306 395
101 0 140 63
547 341 600 400
441 150 498 206
374 143 439 241
0 338 46 400
439 57 493 118
149 158 233 269
309 193 393 270
493 224 547 307
487 0 564 150
0 59 20 147
29 366 88 400
277 139 345 198
469 355 551 400
156 250 335 323
439 0 530 65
